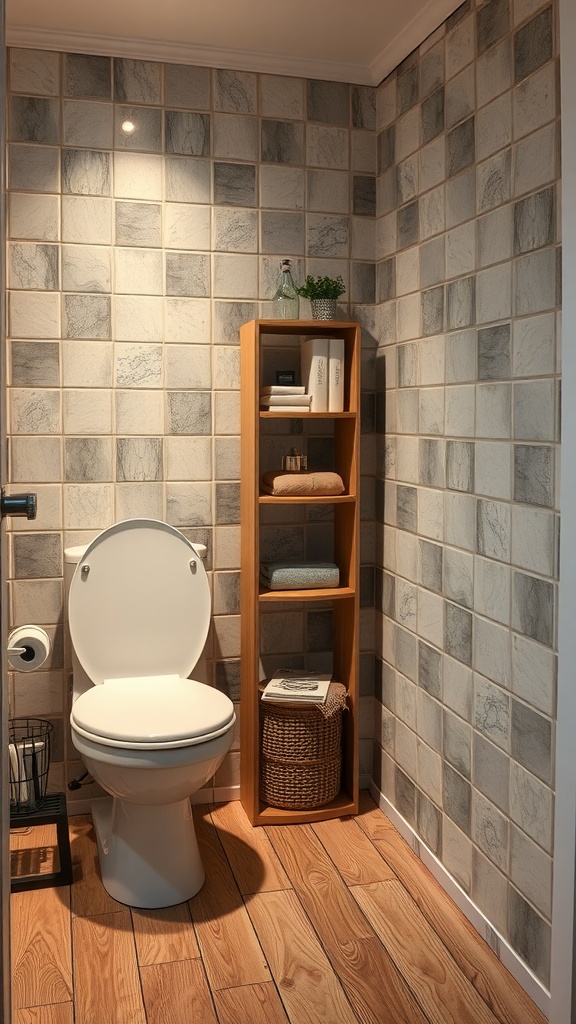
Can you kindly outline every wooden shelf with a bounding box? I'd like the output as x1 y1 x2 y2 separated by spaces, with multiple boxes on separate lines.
240 319 360 827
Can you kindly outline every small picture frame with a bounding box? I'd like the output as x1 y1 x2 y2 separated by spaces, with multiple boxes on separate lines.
275 370 296 385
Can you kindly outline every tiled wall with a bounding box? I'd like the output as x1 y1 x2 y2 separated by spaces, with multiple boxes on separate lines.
5 50 378 804
373 0 560 989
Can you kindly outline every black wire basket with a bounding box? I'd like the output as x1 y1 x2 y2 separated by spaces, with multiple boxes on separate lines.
9 718 53 816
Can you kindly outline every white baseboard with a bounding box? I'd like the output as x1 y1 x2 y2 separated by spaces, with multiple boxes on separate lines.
67 786 241 817
369 783 551 1018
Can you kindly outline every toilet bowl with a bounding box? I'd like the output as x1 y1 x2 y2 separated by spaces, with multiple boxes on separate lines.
66 518 235 909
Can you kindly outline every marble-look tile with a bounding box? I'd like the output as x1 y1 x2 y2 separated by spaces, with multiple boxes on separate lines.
474 674 510 750
511 699 552 784
63 100 113 149
474 556 510 625
476 383 511 439
10 96 60 144
214 436 241 481
446 276 475 331
419 438 445 489
212 207 257 253
514 249 557 315
476 38 512 109
213 113 257 161
260 165 305 211
114 106 162 152
420 38 445 98
116 482 163 522
166 437 211 481
352 86 376 130
165 297 210 344
510 825 552 918
214 69 256 114
378 125 395 174
473 732 509 812
214 162 256 207
115 296 163 341
261 211 304 255
62 149 111 196
63 294 111 339
64 437 112 482
417 792 442 857
444 710 472 778
418 588 444 649
477 324 511 380
443 654 473 721
445 385 475 437
417 641 442 699
9 243 58 291
11 579 63 628
397 200 420 250
445 602 473 664
377 76 397 131
514 379 555 443
514 6 553 82
395 106 420 162
446 11 475 80
472 849 508 937
213 254 258 299
115 342 163 388
511 632 556 717
474 615 511 688
167 482 212 528
445 168 474 229
477 498 511 561
64 53 111 99
213 301 257 344
260 119 304 165
377 258 396 303
260 74 304 119
446 222 475 280
62 340 113 388
63 389 112 434
9 144 59 193
446 329 476 383
476 93 512 163
165 111 210 157
476 264 512 325
116 437 163 481
397 65 419 116
443 547 473 609
394 768 416 827
62 244 111 293
164 157 211 203
477 206 513 268
419 235 445 289
509 761 553 852
306 125 349 170
513 123 557 198
114 59 161 104
419 539 443 594
164 64 211 110
446 440 474 492
475 441 512 500
442 816 472 893
473 791 509 872
514 186 555 254
419 388 444 435
306 214 349 258
477 0 511 56
445 66 475 131
166 345 210 390
10 341 59 388
164 253 210 297
9 292 59 339
447 118 475 177
512 570 554 646
476 149 511 213
115 391 164 434
514 444 554 506
165 203 211 251
12 532 61 579
351 263 376 304
307 79 349 125
421 287 444 336
513 63 557 141
353 176 376 217
167 391 211 435
62 196 112 245
10 48 60 96
444 762 471 834
115 201 162 247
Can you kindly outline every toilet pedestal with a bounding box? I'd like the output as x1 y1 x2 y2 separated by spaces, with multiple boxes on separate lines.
92 796 205 908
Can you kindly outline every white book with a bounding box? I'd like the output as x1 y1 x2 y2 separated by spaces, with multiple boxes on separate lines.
328 338 345 412
262 669 332 704
260 394 311 407
300 337 329 412
260 385 306 396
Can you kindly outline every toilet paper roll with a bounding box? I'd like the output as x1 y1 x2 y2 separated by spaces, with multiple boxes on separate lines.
7 625 51 672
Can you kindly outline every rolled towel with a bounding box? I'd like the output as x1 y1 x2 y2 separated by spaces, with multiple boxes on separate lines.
261 470 345 496
260 561 340 590
9 741 28 806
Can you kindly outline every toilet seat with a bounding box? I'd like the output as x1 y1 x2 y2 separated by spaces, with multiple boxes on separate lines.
70 676 235 749
69 519 211 686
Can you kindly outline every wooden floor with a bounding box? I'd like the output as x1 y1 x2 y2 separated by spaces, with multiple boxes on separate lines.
10 792 547 1024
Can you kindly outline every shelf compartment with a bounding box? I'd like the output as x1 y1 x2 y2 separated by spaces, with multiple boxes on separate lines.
253 792 359 826
260 411 356 419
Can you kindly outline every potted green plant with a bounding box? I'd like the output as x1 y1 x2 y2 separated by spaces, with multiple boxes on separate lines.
296 274 345 320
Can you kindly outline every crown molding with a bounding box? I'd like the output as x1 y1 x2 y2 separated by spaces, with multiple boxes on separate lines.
6 24 374 85
369 0 461 83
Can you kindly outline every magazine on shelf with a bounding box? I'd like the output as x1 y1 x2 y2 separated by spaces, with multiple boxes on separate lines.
300 337 329 411
261 669 332 704
328 337 345 412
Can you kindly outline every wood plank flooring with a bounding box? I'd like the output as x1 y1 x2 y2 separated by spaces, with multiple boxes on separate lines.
10 794 548 1024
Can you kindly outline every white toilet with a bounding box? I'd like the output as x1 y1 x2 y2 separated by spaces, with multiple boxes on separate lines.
66 518 236 909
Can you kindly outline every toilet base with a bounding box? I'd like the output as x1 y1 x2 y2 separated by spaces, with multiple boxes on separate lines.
92 796 205 908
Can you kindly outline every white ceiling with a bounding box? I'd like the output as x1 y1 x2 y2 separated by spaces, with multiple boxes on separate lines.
6 0 461 86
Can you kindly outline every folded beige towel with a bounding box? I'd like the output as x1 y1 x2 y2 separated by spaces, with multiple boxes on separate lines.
261 470 345 496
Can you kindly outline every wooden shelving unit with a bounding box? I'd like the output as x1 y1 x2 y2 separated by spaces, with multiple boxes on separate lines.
239 319 360 826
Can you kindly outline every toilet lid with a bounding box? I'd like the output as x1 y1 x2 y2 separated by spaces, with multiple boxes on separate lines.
71 676 235 748
69 519 211 686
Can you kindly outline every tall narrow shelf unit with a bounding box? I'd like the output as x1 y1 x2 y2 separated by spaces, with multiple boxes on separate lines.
240 319 360 826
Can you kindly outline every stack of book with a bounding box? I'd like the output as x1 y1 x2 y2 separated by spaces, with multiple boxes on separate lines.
261 669 332 705
260 385 312 412
301 337 345 412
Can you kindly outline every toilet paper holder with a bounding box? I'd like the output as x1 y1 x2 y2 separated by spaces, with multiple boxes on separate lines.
7 626 51 671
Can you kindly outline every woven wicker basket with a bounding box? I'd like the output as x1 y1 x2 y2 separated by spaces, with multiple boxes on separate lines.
260 683 346 810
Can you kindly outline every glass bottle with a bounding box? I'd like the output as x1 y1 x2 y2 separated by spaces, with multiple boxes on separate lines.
273 259 299 320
